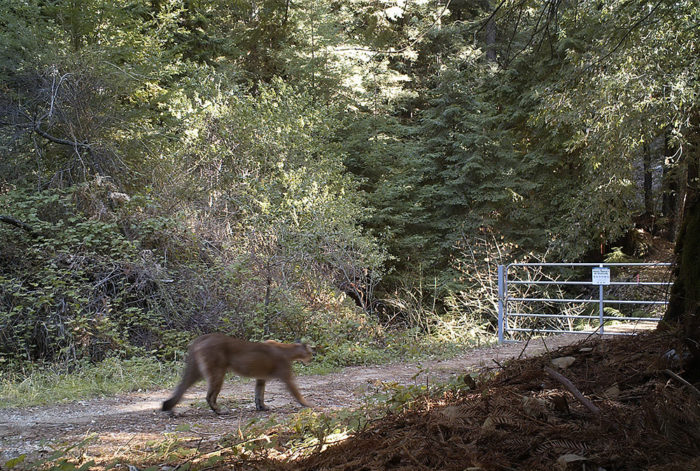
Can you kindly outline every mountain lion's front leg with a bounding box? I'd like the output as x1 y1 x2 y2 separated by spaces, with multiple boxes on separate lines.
284 378 311 408
255 379 270 411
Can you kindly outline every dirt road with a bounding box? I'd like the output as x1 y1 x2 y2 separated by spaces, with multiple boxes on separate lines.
0 335 584 463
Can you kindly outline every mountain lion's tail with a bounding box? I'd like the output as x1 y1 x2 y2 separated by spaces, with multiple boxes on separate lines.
162 356 202 411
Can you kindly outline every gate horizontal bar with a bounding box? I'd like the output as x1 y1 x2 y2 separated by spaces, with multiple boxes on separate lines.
507 280 671 286
507 262 672 267
508 313 599 319
507 313 662 321
507 328 637 336
508 312 662 322
508 297 667 305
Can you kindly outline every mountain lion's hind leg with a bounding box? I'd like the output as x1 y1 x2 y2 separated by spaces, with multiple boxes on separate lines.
205 372 225 414
162 358 202 413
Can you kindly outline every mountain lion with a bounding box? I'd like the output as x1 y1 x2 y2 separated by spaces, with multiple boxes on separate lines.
162 333 313 414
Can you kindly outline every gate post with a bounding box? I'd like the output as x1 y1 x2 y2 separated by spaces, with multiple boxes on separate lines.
598 264 605 335
498 265 504 343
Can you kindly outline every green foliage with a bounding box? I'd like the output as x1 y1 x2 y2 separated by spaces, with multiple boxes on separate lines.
348 0 698 276
0 356 180 408
604 247 639 264
1 187 136 362
3 435 97 471
1 0 698 368
532 0 699 257
216 409 356 459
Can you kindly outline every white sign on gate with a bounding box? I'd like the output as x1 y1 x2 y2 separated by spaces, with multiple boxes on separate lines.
592 267 611 285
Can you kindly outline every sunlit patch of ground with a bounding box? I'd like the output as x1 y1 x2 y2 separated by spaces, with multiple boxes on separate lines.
0 334 592 468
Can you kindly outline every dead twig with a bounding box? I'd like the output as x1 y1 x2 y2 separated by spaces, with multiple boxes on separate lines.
544 366 601 416
401 445 430 470
174 437 204 471
540 336 551 358
0 215 39 238
583 323 604 343
517 333 533 360
664 369 700 399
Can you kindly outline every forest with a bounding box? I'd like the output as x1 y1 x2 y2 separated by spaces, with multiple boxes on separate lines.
1 0 699 469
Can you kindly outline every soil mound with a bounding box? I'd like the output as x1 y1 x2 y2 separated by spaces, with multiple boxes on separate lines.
288 332 700 470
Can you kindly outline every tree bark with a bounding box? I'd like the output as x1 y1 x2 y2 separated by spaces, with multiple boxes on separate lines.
486 15 497 62
643 143 653 218
664 115 700 375
662 132 679 240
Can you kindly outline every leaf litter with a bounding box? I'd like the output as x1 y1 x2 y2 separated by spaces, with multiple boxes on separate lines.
3 332 699 470
260 331 700 471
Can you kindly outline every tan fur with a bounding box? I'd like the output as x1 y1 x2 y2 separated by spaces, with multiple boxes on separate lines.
162 333 313 414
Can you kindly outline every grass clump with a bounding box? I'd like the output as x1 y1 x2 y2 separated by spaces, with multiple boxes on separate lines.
303 331 493 376
0 356 181 408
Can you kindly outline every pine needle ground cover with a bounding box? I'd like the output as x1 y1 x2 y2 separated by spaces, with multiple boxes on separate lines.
276 332 699 471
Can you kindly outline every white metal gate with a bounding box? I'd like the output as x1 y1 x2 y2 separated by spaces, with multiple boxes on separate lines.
497 263 672 343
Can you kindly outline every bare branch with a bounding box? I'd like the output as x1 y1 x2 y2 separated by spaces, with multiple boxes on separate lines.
544 366 601 416
0 215 39 238
33 121 92 151
474 0 508 36
664 369 700 399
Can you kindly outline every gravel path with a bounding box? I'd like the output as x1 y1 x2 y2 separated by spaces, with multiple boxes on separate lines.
0 335 585 463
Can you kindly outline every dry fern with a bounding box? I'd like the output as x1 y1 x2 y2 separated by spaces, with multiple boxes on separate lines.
535 439 591 455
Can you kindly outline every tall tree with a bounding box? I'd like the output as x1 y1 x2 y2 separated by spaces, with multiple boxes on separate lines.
665 113 700 372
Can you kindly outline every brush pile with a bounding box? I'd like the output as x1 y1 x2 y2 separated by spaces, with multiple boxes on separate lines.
288 332 700 470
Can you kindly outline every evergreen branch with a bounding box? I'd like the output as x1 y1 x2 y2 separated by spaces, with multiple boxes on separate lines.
333 0 452 56
560 0 666 88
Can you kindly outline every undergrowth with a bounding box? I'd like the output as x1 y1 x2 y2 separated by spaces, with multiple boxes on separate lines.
3 368 477 471
0 329 493 409
0 357 181 408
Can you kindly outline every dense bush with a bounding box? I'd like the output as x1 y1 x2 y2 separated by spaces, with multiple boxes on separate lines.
0 184 386 366
1 0 696 373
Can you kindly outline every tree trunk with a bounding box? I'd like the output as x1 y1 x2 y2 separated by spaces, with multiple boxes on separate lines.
664 116 700 376
662 132 679 240
486 16 497 63
643 144 653 218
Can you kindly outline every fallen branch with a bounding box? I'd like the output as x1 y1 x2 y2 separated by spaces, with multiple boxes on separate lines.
34 123 91 150
401 445 430 470
517 333 533 360
583 323 604 343
664 369 700 399
544 366 601 416
0 215 38 238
